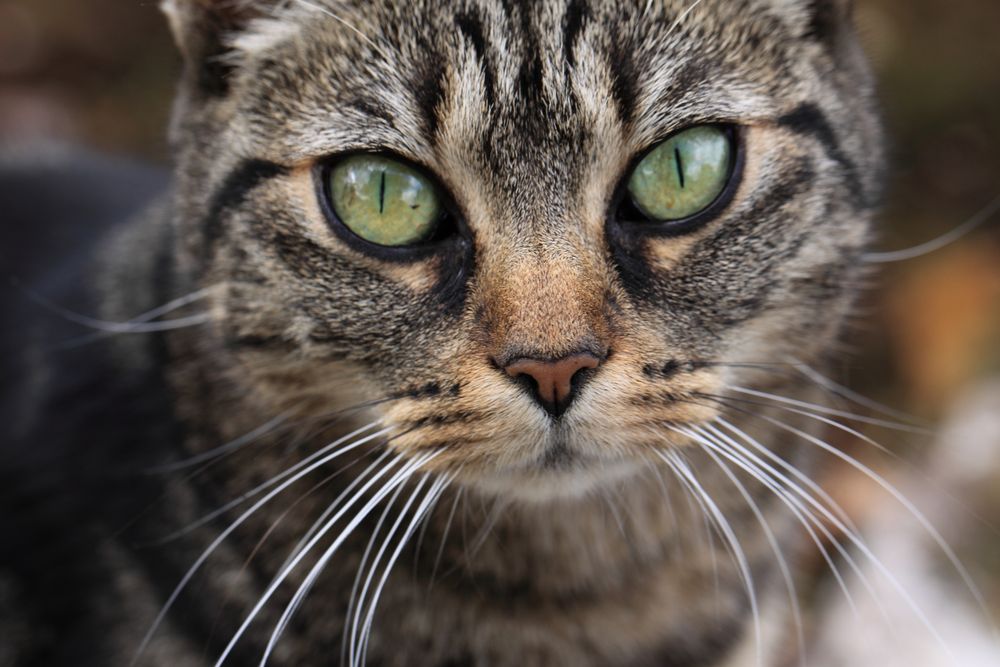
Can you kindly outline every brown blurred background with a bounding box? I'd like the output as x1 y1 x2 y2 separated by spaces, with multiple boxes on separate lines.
0 0 998 650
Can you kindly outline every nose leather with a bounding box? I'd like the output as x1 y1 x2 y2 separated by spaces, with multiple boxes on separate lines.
504 353 601 415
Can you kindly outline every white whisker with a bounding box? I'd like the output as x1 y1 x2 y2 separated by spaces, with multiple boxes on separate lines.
863 193 1000 263
344 477 430 667
147 414 290 474
354 475 450 667
728 385 929 435
154 423 387 543
340 469 409 667
687 425 806 667
658 449 763 667
790 360 924 424
132 423 390 664
751 409 994 633
220 451 437 666
291 0 389 60
722 414 969 657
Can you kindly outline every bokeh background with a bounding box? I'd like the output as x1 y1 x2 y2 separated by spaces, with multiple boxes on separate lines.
0 0 998 660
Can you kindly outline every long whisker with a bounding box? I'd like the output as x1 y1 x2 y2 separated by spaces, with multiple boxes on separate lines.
146 414 290 475
236 452 438 666
726 385 930 435
694 423 891 636
750 408 994 631
12 278 218 337
280 450 396 574
685 424 806 667
789 360 925 424
722 412 979 655
290 0 390 60
863 192 1000 263
699 423 879 611
353 475 450 667
152 423 389 543
658 449 763 667
132 423 392 664
342 475 417 667
428 486 463 591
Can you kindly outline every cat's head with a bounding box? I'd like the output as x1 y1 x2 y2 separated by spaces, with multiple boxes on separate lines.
162 0 882 500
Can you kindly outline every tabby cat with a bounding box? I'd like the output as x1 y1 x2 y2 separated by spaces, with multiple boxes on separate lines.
0 0 884 665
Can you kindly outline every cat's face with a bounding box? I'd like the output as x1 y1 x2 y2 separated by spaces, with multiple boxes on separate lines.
165 0 881 500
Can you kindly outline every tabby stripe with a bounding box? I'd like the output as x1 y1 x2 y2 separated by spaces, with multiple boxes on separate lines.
777 104 865 204
562 0 591 69
455 10 496 107
202 159 288 262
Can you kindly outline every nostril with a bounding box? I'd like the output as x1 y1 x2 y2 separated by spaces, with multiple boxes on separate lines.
503 353 602 416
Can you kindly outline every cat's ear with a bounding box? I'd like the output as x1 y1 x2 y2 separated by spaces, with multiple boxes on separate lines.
161 0 273 96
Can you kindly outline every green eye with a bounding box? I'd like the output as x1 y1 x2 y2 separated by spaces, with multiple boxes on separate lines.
328 155 443 247
626 126 733 222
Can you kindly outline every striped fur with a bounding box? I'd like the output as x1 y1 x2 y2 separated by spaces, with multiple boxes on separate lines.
2 1 883 665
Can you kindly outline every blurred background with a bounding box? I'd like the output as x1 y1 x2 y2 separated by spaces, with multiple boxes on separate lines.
0 0 997 662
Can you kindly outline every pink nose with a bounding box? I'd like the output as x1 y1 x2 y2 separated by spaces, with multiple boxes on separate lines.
503 353 602 416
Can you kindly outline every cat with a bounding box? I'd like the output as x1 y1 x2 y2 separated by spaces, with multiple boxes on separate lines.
0 0 885 665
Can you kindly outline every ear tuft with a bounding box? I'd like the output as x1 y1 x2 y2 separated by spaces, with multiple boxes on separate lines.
161 0 274 96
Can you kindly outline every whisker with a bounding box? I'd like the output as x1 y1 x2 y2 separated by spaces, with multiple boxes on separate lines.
758 409 993 629
789 360 925 424
279 450 396 574
686 424 807 667
692 423 887 634
12 278 219 338
658 449 763 667
863 192 1000 263
146 414 290 475
353 475 450 667
427 486 463 592
726 385 930 435
152 423 389 544
239 452 438 666
132 423 392 664
218 452 419 665
724 412 982 655
342 474 414 667
290 0 390 60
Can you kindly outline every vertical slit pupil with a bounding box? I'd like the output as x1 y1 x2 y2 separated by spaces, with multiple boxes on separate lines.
378 170 386 214
674 147 685 188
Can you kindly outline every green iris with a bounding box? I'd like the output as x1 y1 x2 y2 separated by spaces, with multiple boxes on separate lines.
329 155 443 247
627 126 732 221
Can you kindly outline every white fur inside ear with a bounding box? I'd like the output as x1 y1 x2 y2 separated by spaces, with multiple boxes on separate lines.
229 17 302 56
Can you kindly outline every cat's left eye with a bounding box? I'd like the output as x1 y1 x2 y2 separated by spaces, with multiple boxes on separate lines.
623 125 735 225
325 155 444 247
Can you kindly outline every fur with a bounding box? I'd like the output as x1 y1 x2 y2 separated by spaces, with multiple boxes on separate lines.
0 1 882 665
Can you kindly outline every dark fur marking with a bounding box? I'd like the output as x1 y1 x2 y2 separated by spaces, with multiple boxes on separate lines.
562 0 591 69
778 103 864 203
413 49 447 139
643 359 683 380
606 33 637 125
802 0 845 47
456 10 496 107
406 410 479 429
202 159 288 262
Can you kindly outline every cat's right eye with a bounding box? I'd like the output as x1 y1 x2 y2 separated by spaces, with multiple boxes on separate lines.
325 155 444 247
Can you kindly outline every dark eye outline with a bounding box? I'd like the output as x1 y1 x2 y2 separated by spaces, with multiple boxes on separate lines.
313 152 465 262
609 124 744 239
